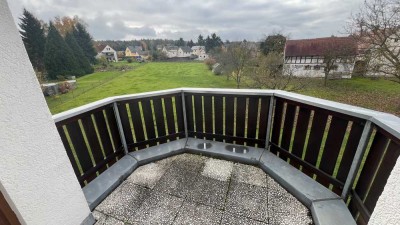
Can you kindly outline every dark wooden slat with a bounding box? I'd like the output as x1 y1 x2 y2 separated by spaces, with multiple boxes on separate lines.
153 98 167 144
246 97 259 147
336 122 365 184
194 95 204 138
270 142 344 188
117 103 134 145
290 107 311 168
214 96 224 142
93 110 114 156
57 126 82 184
185 95 195 136
203 95 213 140
188 132 265 146
317 116 348 188
302 111 328 177
141 99 157 145
175 95 185 137
164 96 176 134
355 131 388 200
105 107 122 150
225 96 235 143
270 99 284 154
0 190 21 225
363 141 400 212
258 97 270 148
280 103 296 161
235 97 247 145
129 100 146 150
81 116 106 172
350 190 371 224
128 133 183 148
65 121 94 174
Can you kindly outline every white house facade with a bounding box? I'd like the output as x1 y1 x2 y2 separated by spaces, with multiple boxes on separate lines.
162 46 193 58
96 45 118 62
191 46 209 60
284 37 357 78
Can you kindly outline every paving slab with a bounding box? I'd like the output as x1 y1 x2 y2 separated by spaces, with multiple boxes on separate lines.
201 158 233 181
221 212 267 225
187 175 229 209
268 176 309 214
95 181 150 224
173 201 223 225
172 153 206 173
225 181 269 222
269 211 313 225
154 166 198 198
132 192 184 225
93 211 125 225
232 163 267 187
126 162 168 189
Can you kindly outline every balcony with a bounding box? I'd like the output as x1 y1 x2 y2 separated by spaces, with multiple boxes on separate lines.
53 88 400 225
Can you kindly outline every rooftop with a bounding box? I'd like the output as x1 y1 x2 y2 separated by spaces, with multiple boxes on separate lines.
93 154 312 225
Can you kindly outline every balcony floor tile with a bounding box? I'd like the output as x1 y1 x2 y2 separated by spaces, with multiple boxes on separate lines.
93 153 313 225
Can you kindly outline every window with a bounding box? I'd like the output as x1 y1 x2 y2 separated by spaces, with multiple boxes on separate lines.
314 65 321 70
304 65 312 70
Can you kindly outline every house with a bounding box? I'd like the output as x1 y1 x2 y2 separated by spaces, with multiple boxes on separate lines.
125 46 142 58
162 46 179 58
191 46 209 60
284 37 357 78
95 45 118 62
162 46 193 58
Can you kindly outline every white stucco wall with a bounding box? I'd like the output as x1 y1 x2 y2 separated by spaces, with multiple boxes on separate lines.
368 157 400 225
0 1 92 224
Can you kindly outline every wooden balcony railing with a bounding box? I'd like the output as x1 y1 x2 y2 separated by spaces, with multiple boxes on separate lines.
53 88 400 224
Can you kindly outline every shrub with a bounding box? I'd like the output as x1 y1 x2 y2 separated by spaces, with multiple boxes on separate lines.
127 58 133 63
58 81 71 94
204 58 216 70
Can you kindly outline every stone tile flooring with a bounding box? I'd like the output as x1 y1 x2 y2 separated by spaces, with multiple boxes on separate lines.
94 154 313 225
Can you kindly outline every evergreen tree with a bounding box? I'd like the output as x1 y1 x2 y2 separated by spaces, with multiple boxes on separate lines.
73 22 97 64
44 23 83 79
260 34 286 56
65 32 94 74
19 9 46 72
187 40 195 48
176 37 185 46
198 34 205 46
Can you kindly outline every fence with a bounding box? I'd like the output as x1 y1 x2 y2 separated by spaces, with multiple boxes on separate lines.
53 88 400 224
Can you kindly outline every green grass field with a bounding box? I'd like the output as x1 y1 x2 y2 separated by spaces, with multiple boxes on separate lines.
46 61 400 116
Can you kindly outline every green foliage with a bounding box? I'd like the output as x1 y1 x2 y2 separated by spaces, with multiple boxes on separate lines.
197 35 205 46
187 40 195 48
44 23 83 79
176 37 185 46
205 33 223 53
19 9 46 72
260 34 286 56
65 32 94 75
127 58 133 63
73 22 97 64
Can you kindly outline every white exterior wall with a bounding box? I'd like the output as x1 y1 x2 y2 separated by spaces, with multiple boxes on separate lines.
177 48 192 57
0 1 92 225
285 56 354 78
191 46 208 60
369 157 400 225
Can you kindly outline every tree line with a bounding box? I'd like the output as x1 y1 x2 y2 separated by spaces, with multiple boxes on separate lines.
19 9 96 80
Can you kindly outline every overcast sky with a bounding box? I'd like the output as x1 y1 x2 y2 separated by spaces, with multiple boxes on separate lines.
8 0 364 41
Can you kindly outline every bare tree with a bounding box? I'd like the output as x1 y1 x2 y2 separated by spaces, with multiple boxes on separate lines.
348 0 400 83
215 42 256 88
245 52 307 91
320 40 357 86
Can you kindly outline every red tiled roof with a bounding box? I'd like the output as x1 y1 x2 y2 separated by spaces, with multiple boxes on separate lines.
94 44 107 53
285 37 357 57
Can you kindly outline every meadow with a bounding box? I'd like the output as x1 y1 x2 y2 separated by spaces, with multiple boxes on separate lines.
46 61 400 116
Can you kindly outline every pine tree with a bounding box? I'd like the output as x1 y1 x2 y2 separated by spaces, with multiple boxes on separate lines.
44 23 83 79
65 32 94 74
19 9 46 72
73 23 97 64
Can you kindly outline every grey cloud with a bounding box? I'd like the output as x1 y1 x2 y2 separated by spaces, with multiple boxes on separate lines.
8 0 365 41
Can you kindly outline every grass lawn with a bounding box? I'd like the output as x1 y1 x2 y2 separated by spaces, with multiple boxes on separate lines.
46 61 400 116
46 62 236 114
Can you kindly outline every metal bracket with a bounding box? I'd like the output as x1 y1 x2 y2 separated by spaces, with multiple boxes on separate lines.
341 121 373 199
112 102 129 154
